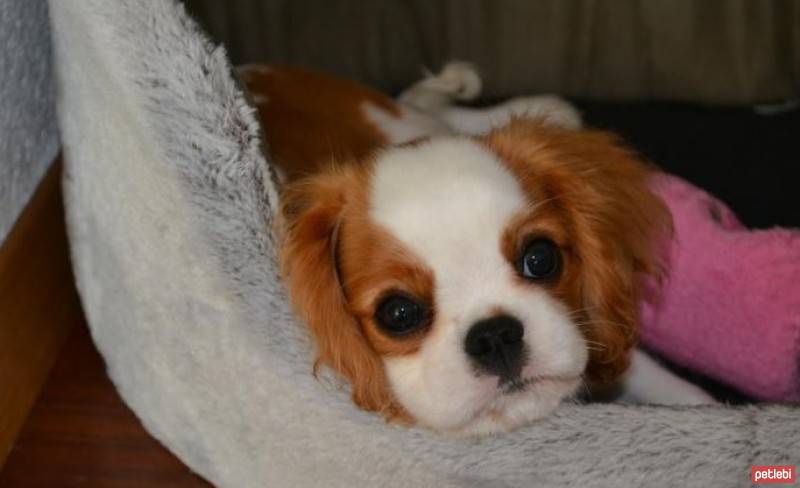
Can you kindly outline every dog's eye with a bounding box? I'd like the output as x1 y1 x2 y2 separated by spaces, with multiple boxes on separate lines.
375 294 425 335
518 239 561 281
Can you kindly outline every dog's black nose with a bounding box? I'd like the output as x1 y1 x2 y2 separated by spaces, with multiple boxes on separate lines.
464 314 525 379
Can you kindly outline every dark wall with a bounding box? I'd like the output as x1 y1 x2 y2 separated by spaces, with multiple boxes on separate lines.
183 0 800 104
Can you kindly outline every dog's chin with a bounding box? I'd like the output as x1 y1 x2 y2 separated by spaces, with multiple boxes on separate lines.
434 376 583 437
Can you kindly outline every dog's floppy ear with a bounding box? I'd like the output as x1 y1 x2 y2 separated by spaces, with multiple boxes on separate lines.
279 167 399 417
565 136 671 383
484 120 671 384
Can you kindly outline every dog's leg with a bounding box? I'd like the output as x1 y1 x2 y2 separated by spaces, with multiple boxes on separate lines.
618 350 717 405
439 96 582 135
398 62 582 136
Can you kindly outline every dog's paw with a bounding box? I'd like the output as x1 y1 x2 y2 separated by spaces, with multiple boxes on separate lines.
427 61 482 101
505 95 583 129
399 61 482 111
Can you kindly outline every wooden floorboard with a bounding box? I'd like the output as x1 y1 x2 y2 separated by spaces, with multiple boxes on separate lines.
0 161 76 466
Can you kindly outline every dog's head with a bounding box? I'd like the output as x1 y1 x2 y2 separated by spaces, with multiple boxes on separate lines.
280 119 669 435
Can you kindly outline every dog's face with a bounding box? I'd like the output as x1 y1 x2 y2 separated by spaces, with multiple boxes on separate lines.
280 120 668 435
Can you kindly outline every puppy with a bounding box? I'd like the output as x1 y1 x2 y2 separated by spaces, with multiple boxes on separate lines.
238 62 714 435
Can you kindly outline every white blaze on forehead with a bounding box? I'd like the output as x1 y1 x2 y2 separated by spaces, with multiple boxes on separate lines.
369 138 526 299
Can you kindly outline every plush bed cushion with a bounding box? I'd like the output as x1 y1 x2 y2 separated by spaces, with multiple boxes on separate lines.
49 0 799 487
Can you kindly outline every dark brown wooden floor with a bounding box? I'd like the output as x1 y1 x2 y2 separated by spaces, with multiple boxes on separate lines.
0 321 212 487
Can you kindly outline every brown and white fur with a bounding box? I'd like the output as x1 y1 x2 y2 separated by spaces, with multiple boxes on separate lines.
238 62 714 436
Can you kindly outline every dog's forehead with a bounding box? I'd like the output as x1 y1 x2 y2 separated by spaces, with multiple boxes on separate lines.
369 139 527 263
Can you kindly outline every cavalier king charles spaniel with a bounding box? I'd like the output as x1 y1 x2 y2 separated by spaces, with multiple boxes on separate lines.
238 62 715 435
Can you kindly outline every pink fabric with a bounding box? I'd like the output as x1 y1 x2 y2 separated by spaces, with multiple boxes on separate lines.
641 173 800 403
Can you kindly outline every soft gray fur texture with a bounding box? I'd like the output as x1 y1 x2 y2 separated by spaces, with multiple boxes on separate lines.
0 0 59 244
49 1 799 487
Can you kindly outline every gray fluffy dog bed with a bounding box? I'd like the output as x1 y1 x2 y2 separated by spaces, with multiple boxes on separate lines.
48 1 799 486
